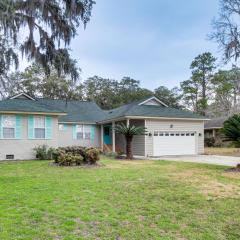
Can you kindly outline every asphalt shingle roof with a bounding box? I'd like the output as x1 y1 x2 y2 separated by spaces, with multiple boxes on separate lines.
0 95 205 123
204 117 227 129
103 101 204 121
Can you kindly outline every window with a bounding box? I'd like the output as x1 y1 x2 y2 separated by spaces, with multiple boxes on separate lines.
34 116 45 139
84 125 91 140
170 133 174 136
2 115 15 138
191 133 195 136
76 125 83 139
154 131 158 136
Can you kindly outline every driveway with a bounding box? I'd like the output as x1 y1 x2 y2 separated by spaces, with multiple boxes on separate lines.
150 155 240 167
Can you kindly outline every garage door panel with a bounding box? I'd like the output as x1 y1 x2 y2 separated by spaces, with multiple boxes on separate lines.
153 132 196 156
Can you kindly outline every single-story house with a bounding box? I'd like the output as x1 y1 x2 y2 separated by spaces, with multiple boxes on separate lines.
0 93 207 160
204 117 227 146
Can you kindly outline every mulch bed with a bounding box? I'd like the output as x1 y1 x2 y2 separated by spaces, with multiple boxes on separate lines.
225 164 240 172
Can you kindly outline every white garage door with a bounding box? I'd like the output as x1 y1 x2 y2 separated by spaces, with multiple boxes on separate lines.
153 132 196 156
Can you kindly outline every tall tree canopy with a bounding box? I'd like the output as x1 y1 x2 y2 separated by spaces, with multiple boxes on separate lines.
154 86 182 108
0 0 94 79
210 0 240 62
182 52 216 115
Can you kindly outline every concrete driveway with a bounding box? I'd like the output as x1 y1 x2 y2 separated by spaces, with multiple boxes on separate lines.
150 155 240 167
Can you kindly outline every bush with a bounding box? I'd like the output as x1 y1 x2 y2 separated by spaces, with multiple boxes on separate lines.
86 148 100 164
204 137 215 147
53 146 100 166
33 145 56 160
58 152 83 166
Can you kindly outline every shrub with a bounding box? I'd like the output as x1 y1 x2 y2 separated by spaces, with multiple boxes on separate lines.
58 152 83 166
53 146 100 166
204 137 215 147
33 145 56 160
85 148 100 164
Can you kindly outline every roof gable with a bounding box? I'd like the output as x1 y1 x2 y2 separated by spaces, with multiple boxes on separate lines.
138 96 168 107
9 93 35 101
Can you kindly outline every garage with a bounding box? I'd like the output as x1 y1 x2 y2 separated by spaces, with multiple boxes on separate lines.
153 131 196 156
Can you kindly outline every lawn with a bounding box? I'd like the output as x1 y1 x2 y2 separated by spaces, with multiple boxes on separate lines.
0 158 240 240
205 147 240 157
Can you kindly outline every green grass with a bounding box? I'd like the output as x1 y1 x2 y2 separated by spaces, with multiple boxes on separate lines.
0 158 240 240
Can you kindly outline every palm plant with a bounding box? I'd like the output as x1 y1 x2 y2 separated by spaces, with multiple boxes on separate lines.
114 123 147 159
222 114 240 147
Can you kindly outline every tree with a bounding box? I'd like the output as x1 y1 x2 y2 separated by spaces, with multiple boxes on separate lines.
222 114 240 147
210 0 240 62
114 123 147 159
182 52 216 115
3 63 83 100
0 0 94 79
154 86 182 108
180 78 200 112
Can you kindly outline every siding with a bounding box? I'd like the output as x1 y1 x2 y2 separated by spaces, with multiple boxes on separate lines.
145 119 204 156
0 115 58 160
58 124 101 148
115 120 145 156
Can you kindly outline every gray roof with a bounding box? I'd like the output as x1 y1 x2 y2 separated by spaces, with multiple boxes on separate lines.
103 100 204 121
0 95 205 123
204 117 227 129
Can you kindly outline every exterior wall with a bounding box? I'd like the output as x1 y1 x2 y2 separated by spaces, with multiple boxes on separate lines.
115 120 145 156
58 124 101 148
145 119 204 156
0 115 58 160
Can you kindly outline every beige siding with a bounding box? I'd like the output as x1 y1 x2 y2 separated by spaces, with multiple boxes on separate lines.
58 124 101 148
145 119 204 156
0 115 58 160
115 120 145 156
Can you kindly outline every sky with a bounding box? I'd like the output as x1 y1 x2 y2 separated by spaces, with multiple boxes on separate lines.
70 0 222 90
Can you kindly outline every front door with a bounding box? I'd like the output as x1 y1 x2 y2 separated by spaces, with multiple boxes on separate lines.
104 126 112 144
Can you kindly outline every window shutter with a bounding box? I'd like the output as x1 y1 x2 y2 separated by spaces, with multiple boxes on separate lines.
28 115 34 139
64 124 67 131
15 115 22 139
72 125 77 139
0 115 2 139
45 116 52 139
90 125 95 141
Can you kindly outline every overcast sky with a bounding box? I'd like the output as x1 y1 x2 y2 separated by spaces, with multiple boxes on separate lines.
69 0 223 90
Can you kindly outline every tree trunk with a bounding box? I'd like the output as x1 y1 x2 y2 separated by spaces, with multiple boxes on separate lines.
125 135 133 159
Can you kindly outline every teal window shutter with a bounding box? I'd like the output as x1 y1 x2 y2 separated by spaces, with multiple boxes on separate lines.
90 125 95 141
0 115 2 139
64 124 67 131
28 115 34 139
45 116 52 139
72 125 77 139
15 115 22 139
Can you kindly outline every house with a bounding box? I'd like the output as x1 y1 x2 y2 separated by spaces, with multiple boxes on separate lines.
204 117 227 146
0 93 207 160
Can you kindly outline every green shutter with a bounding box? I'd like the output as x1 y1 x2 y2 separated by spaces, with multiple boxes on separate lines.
45 116 52 139
72 125 77 139
0 115 2 139
90 125 95 142
28 115 34 139
15 115 22 139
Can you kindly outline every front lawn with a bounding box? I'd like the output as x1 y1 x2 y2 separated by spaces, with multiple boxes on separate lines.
0 158 240 240
205 147 240 157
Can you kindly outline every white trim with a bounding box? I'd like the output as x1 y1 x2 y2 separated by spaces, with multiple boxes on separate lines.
125 116 210 121
10 93 36 101
138 96 168 107
0 111 66 116
59 121 96 124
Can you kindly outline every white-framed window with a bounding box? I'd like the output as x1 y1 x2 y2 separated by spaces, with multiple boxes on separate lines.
34 116 45 139
76 124 91 140
76 125 83 139
2 115 15 139
84 125 91 140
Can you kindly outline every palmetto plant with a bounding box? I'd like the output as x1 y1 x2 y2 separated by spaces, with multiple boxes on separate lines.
114 123 147 159
222 114 240 147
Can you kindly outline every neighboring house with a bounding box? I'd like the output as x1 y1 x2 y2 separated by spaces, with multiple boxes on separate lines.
0 93 207 160
204 117 227 145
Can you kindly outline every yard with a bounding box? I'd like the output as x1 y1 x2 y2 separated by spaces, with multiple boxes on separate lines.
0 158 240 240
205 147 240 157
